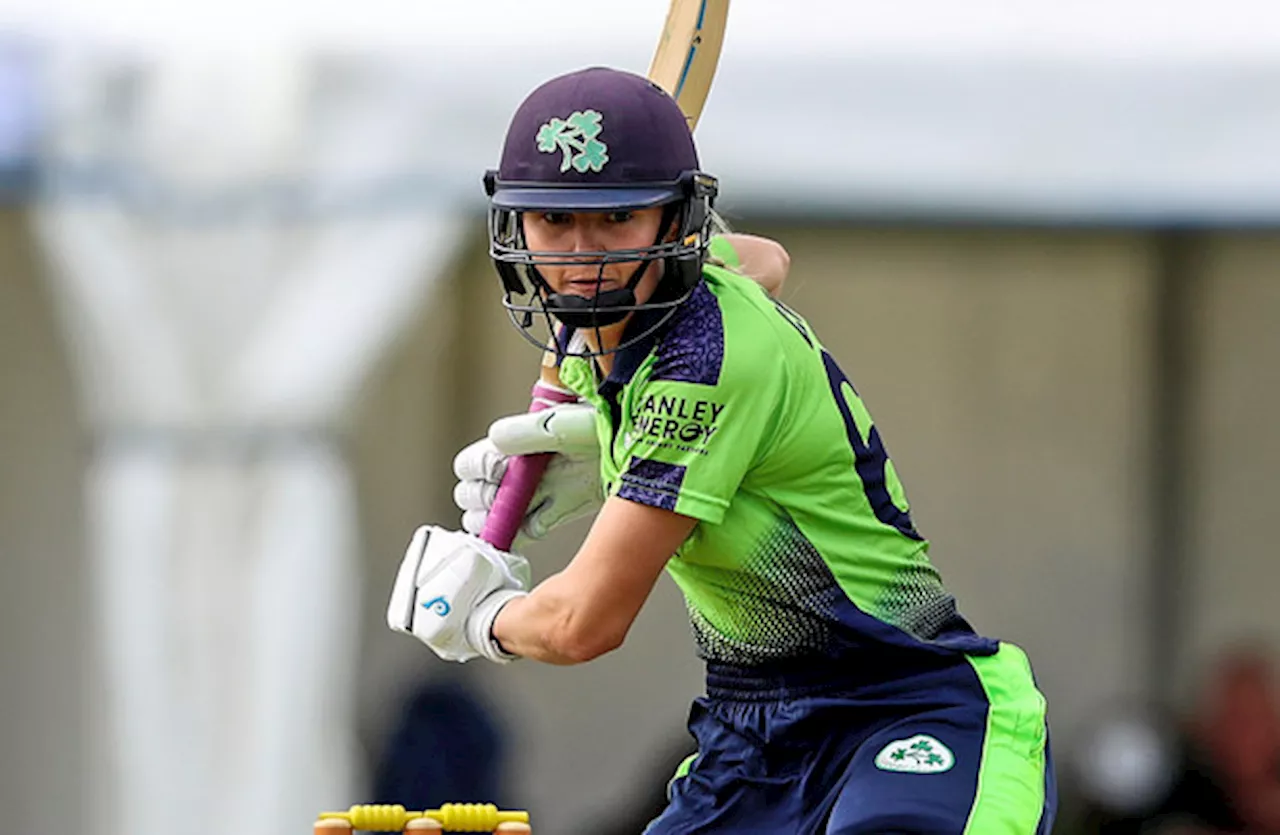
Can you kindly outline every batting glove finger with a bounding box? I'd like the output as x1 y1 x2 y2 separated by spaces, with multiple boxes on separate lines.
453 438 508 483
386 525 429 633
453 478 500 514
488 403 599 457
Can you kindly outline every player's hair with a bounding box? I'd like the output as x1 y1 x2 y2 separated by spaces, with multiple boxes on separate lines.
704 209 741 273
708 208 732 236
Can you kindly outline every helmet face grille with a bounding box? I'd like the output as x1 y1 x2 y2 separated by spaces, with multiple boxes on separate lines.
486 173 717 359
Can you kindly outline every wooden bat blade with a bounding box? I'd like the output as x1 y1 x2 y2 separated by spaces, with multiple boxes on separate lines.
647 0 731 130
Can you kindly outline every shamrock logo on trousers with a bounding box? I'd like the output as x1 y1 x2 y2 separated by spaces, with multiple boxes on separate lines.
874 734 956 774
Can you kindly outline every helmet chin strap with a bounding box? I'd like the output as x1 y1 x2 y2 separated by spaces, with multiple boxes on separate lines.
544 259 650 329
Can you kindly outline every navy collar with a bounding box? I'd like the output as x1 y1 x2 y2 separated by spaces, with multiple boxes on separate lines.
604 303 673 389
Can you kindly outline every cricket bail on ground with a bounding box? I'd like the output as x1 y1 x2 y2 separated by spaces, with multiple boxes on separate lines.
485 66 718 343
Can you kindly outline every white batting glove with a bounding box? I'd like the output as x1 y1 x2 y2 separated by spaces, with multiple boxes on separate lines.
386 525 531 663
453 402 602 543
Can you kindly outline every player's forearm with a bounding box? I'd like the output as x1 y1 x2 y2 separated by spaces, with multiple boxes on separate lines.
491 572 627 665
719 233 790 297
491 499 688 665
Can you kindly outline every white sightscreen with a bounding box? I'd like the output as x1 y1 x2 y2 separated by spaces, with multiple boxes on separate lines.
33 49 465 835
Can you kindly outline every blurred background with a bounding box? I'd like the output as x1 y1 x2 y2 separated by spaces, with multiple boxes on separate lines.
2 1 1279 833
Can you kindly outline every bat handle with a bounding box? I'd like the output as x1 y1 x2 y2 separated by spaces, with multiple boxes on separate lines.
480 381 581 551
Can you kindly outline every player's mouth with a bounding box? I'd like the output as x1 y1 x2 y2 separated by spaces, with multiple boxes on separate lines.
562 275 620 294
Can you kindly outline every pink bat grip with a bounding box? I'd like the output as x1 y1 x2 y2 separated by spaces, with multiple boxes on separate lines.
480 381 581 550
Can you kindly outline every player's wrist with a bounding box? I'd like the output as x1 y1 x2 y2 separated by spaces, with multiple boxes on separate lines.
467 588 527 664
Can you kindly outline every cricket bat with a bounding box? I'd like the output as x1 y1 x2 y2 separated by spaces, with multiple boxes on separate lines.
480 0 732 550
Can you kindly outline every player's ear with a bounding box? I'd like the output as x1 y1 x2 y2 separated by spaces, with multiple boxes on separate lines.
658 204 682 242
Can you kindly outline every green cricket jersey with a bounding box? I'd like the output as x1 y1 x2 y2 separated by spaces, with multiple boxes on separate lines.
556 244 997 667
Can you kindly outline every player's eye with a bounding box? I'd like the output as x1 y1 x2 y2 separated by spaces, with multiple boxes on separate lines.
540 211 572 225
605 210 635 224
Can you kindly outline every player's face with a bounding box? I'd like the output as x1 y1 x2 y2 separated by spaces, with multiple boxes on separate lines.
522 207 666 302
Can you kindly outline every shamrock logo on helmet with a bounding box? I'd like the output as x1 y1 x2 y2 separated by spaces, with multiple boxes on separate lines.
536 110 610 173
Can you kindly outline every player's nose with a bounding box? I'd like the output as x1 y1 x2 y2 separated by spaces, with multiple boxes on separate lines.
567 216 606 254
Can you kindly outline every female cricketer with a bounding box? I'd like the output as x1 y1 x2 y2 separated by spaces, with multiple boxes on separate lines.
387 66 1057 834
